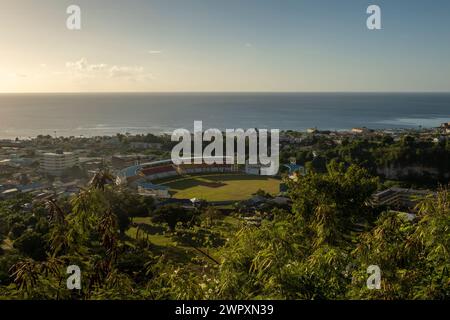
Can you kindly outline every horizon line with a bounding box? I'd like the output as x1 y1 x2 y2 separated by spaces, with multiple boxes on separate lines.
1 90 450 95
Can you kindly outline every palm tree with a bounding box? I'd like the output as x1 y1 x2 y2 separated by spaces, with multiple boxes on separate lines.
89 168 116 191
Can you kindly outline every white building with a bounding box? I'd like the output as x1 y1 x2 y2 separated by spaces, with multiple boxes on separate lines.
40 151 79 176
137 182 170 198
351 127 371 134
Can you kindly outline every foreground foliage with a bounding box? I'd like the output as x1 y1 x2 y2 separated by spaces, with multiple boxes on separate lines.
0 165 449 299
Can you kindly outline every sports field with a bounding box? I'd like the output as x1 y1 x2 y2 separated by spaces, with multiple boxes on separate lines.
157 174 281 202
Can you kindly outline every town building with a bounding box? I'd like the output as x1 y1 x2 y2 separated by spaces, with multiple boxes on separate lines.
440 122 450 134
351 127 371 134
40 150 79 176
283 161 306 181
372 187 436 212
137 182 170 198
1 188 19 199
111 154 154 169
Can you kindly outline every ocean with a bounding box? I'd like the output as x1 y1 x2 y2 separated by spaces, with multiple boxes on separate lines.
0 93 449 139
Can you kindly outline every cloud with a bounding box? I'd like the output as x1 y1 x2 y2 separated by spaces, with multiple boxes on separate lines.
89 63 108 71
109 66 145 78
66 58 88 70
65 58 152 81
66 58 107 72
148 50 162 54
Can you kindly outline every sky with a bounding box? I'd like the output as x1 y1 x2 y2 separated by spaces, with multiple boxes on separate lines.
0 0 450 93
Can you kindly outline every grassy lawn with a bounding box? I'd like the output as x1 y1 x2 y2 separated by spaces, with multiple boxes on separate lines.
127 226 176 247
157 174 281 201
128 217 176 246
126 215 242 265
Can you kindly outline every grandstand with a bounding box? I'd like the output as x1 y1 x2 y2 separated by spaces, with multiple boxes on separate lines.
177 163 236 175
116 156 240 186
141 164 178 180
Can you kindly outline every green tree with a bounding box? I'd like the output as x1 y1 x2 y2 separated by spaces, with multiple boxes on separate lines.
152 204 195 231
13 231 47 261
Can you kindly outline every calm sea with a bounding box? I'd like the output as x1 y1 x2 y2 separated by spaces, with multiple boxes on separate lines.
0 93 449 139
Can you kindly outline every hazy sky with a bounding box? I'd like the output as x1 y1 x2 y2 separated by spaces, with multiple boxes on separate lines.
1 0 450 92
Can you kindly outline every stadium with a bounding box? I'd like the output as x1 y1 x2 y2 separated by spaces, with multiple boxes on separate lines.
116 157 281 201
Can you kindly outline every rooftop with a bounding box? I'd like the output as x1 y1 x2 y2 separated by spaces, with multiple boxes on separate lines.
42 151 76 156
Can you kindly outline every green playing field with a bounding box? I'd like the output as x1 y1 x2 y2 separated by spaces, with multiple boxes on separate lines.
157 174 281 202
